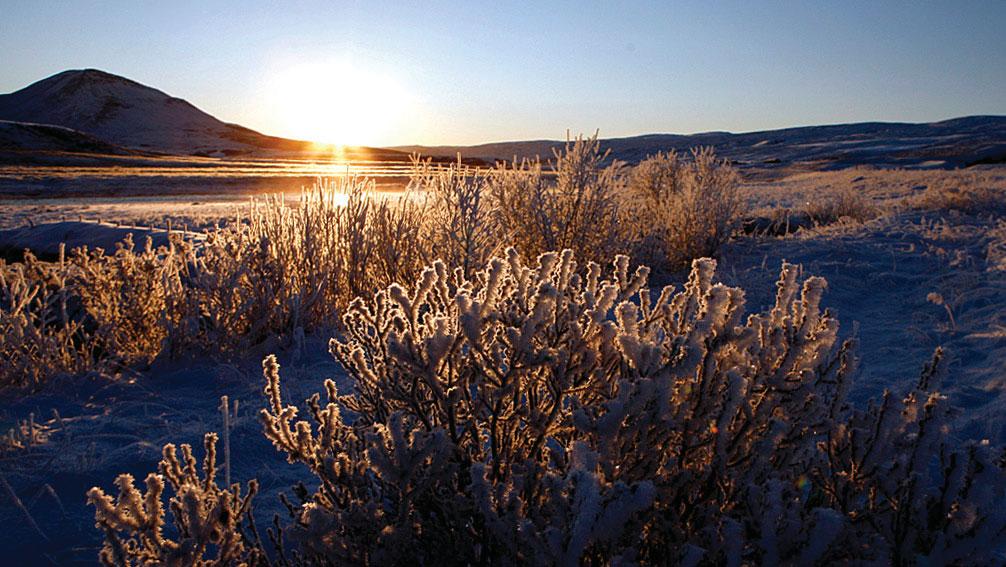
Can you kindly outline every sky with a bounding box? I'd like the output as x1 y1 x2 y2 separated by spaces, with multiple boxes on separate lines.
1 0 1004 146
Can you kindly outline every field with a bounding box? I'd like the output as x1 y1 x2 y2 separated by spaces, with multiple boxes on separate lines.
2 144 1006 563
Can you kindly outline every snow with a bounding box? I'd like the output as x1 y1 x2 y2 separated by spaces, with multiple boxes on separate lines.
1 166 1006 562
0 220 204 260
716 210 1006 441
0 120 128 154
0 338 348 563
0 69 255 156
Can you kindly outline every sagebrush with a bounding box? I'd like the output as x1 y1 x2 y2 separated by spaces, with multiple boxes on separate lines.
90 249 1006 565
1 139 741 389
625 148 740 267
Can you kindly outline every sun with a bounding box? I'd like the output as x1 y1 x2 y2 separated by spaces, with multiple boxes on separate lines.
266 61 408 147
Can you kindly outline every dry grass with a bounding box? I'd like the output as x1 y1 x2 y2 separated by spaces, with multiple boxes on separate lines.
0 138 739 389
912 171 1006 214
804 186 879 226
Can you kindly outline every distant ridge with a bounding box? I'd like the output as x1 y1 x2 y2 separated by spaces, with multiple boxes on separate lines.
0 69 410 160
393 115 1006 171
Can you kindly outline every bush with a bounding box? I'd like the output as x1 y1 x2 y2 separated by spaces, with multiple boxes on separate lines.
92 249 1006 564
0 178 433 387
185 178 392 350
489 134 626 266
409 157 499 278
804 187 878 226
625 148 740 269
2 136 749 391
73 233 184 365
0 247 93 388
87 433 260 565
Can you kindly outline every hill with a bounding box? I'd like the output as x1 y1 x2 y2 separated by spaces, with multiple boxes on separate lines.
0 120 133 154
393 116 1006 171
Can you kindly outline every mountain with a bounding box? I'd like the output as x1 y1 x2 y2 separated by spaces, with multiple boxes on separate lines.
393 116 1006 171
0 69 409 160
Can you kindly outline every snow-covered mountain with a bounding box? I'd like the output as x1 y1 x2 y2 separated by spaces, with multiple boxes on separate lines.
394 116 1006 171
0 69 408 160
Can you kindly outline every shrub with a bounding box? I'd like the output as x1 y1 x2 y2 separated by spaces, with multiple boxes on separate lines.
214 178 384 343
1 137 747 392
86 433 260 565
92 249 1005 564
0 178 435 387
409 157 499 278
625 148 740 269
197 178 433 347
366 189 431 289
0 247 94 388
489 134 625 266
72 233 185 366
803 187 878 226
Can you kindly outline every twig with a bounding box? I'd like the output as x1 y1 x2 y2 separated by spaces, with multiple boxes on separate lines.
221 395 232 487
0 472 48 541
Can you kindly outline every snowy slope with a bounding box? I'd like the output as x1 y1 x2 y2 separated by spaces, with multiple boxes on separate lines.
0 120 131 154
0 221 205 261
0 69 252 155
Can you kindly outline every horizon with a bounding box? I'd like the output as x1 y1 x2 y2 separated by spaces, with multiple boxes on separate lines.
3 1 1005 146
7 67 1004 150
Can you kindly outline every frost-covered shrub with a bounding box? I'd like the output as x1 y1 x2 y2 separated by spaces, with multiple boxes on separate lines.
89 249 1006 563
2 138 746 392
0 247 94 388
72 233 185 365
366 189 431 288
249 249 1006 564
409 157 498 278
215 179 381 341
803 186 878 226
87 433 260 566
1 178 436 389
816 349 1006 563
625 148 740 269
489 135 625 266
181 178 431 351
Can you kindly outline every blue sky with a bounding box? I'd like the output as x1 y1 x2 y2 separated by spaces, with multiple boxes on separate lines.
2 1 1004 146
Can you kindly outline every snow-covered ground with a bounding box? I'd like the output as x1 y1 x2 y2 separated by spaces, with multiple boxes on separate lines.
719 212 1006 440
0 195 251 234
1 167 1005 563
0 339 346 563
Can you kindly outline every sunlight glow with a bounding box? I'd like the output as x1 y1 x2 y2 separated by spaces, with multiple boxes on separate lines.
265 61 409 147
